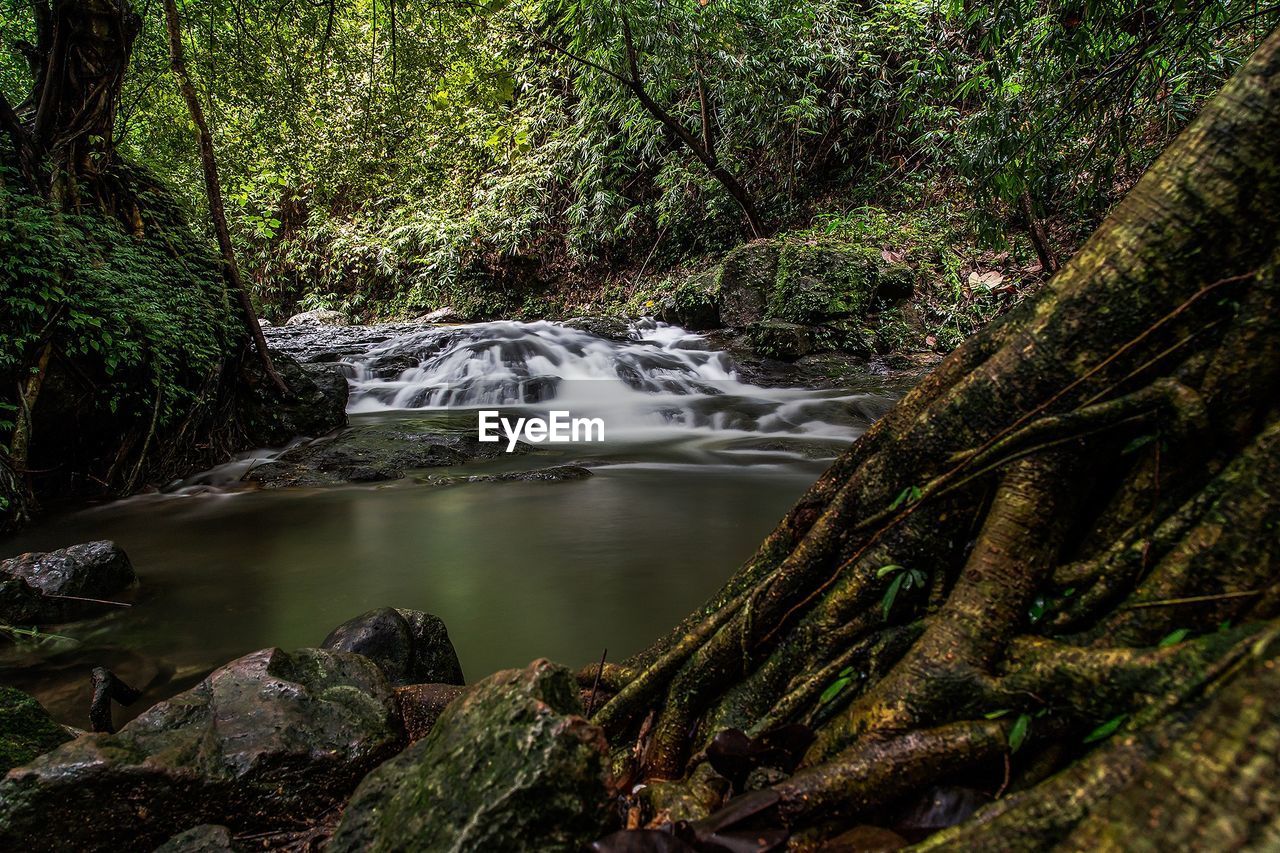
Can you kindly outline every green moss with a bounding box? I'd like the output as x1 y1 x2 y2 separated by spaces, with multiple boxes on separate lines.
1 158 241 527
1 163 237 426
746 320 814 360
0 686 70 774
769 241 880 324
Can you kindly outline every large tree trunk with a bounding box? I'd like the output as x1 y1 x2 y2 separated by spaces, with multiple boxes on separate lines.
584 26 1280 848
0 0 139 199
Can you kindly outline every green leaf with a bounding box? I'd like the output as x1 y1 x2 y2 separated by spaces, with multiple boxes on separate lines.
1083 714 1128 744
882 572 907 619
877 564 904 579
889 485 922 510
1008 713 1031 753
819 676 852 705
1158 628 1189 648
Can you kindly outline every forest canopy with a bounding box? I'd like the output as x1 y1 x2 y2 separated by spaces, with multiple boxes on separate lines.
5 0 1276 321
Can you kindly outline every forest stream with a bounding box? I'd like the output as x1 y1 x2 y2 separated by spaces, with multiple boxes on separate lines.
1 320 909 726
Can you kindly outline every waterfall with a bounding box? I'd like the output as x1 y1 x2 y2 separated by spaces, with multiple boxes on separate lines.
338 320 890 449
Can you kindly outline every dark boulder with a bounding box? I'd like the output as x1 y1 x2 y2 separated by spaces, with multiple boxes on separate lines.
0 687 72 774
876 261 916 302
245 421 523 488
238 350 348 448
321 607 465 686
561 316 634 342
329 659 612 852
0 647 402 852
0 540 136 623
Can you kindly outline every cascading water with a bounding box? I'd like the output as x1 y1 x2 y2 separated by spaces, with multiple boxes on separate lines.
337 319 892 460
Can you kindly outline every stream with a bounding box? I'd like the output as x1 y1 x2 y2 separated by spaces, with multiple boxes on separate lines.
1 320 910 725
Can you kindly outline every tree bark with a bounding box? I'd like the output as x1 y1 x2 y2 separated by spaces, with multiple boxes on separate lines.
586 25 1280 847
161 0 288 397
1020 187 1059 274
2 0 139 195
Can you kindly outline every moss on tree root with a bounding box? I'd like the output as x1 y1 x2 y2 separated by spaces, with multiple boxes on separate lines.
581 26 1280 846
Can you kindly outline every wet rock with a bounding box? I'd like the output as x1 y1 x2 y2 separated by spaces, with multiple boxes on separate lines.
718 241 780 327
0 687 72 774
261 323 418 365
245 421 524 488
412 306 463 324
330 659 611 852
257 317 273 327
322 607 465 686
395 683 465 743
420 465 593 487
285 308 350 326
364 352 420 378
0 540 136 624
0 647 402 851
238 350 348 447
562 316 634 342
153 825 241 852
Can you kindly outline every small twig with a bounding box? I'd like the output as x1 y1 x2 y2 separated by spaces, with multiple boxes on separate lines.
45 593 132 607
995 751 1012 799
1123 590 1263 610
586 647 608 717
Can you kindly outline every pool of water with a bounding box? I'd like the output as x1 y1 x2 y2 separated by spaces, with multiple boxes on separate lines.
1 321 906 727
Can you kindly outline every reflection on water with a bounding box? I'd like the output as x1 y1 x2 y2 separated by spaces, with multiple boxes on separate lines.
1 321 905 727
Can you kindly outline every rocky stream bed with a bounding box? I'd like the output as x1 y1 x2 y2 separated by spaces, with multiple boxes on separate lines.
0 317 929 850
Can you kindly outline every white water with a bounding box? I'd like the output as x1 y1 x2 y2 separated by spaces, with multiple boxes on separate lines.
340 320 890 455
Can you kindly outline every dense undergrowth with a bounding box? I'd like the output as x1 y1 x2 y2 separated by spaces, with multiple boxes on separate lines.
0 158 238 529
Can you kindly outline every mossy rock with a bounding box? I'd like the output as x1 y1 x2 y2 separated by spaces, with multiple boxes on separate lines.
718 240 781 327
746 321 816 361
815 319 875 356
768 241 880 325
0 647 403 850
656 268 722 329
0 687 71 775
330 659 611 852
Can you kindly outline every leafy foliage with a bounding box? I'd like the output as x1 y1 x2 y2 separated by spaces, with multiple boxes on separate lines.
0 163 238 454
61 0 1271 321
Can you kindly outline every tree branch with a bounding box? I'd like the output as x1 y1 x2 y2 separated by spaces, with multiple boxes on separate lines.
162 0 289 397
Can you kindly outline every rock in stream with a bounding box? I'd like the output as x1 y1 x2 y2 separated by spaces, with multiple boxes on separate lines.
0 647 403 851
330 659 612 852
0 540 136 624
321 607 465 686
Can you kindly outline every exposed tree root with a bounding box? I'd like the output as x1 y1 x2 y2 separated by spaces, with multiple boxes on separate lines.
588 31 1280 848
